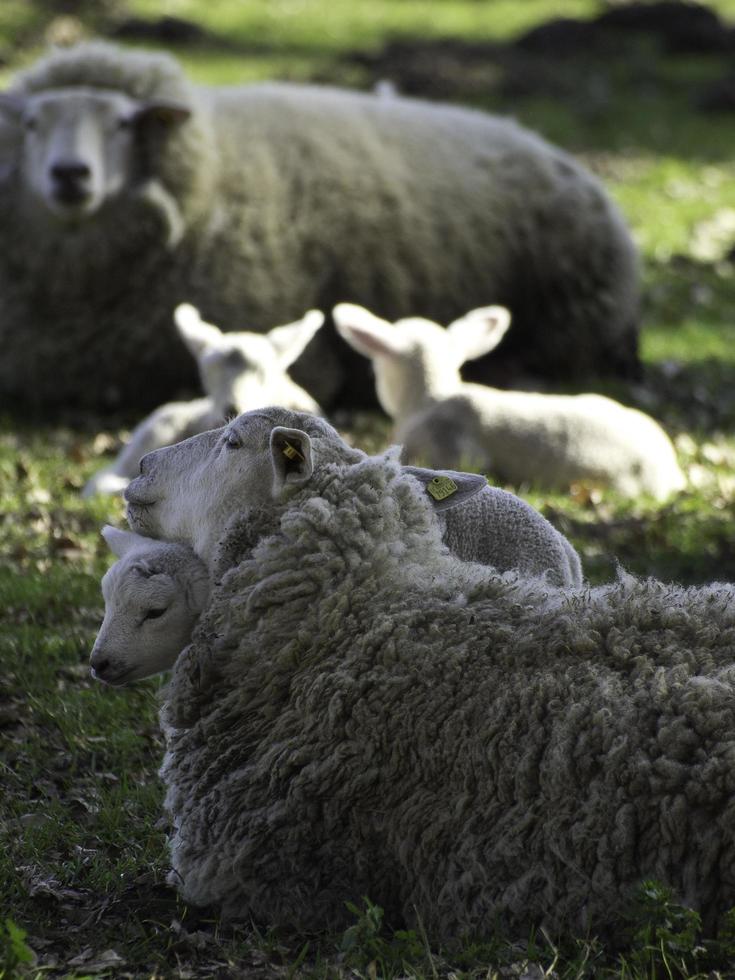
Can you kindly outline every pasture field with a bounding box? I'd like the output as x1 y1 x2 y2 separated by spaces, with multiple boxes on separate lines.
3 1 735 976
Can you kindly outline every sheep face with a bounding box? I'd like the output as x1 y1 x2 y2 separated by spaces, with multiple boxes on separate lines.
174 304 324 418
90 527 208 686
4 87 189 221
333 302 511 420
125 408 328 562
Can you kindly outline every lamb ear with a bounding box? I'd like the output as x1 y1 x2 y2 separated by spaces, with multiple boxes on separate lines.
268 310 325 369
132 100 191 126
445 306 511 364
269 426 314 496
174 303 224 357
403 466 487 513
332 303 403 360
102 524 150 558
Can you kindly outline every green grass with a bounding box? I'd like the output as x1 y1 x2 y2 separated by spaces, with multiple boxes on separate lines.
4 1 735 976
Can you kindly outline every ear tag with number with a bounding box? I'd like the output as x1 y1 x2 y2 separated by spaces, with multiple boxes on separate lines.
282 441 305 463
426 475 458 501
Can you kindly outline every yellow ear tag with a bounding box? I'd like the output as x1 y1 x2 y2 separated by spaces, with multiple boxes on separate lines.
282 441 305 463
427 475 458 501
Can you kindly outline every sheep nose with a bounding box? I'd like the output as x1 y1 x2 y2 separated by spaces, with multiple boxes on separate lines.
50 161 91 201
90 651 110 677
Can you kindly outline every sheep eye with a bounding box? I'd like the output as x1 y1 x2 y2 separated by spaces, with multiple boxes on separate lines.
224 431 241 450
143 607 167 622
24 117 38 132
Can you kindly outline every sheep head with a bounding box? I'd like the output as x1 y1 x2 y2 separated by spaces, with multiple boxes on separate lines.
173 304 324 418
90 526 209 686
0 87 189 221
333 302 511 421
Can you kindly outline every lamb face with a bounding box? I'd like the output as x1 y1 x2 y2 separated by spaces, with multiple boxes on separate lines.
3 87 189 221
90 527 209 686
125 407 341 562
333 302 510 420
174 304 324 418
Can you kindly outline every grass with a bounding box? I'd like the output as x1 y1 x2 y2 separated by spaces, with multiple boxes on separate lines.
4 0 735 976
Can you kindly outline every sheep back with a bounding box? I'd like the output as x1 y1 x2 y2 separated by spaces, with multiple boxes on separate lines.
0 43 638 411
160 454 735 943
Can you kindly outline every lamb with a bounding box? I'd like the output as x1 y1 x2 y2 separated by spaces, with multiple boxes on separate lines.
0 40 638 412
333 302 687 500
124 407 582 586
151 428 735 943
82 304 323 497
89 525 209 686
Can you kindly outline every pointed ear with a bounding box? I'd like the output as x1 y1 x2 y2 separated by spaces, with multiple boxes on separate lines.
102 525 151 558
445 306 511 364
174 303 224 357
132 100 191 126
402 466 487 512
269 427 314 497
333 303 403 360
267 310 325 368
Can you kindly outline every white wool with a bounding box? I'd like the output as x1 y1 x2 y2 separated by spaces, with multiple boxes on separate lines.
334 302 686 501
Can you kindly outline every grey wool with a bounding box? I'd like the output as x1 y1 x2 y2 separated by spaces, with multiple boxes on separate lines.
0 41 638 411
159 450 735 943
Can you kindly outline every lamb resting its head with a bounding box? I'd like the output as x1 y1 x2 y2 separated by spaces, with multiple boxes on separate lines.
124 407 582 586
90 525 209 686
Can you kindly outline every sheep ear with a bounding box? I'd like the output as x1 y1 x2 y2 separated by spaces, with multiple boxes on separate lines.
102 524 150 558
269 426 314 496
268 310 325 369
403 466 487 512
446 306 511 364
333 303 402 360
174 303 223 357
133 100 191 126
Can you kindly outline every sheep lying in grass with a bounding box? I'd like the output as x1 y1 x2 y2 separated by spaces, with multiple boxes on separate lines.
334 303 687 501
0 41 638 411
124 407 582 586
89 525 209 686
143 424 735 942
83 305 323 497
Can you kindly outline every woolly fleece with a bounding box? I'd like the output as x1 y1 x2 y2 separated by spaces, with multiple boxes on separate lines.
160 450 735 942
0 42 638 410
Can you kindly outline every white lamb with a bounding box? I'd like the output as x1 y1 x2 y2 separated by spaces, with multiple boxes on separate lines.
83 305 323 497
333 303 687 501
89 525 209 686
124 407 582 587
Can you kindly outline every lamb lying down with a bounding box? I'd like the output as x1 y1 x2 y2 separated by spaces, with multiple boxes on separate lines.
124 407 582 586
333 303 687 501
132 424 735 943
83 305 324 498
90 525 209 686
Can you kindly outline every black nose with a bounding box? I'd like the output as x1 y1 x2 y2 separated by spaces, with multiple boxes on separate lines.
50 161 91 202
91 655 110 676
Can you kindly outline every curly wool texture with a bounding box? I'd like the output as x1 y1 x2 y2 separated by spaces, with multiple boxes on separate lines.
160 453 735 942
0 42 638 411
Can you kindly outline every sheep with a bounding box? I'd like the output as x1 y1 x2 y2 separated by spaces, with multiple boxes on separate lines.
333 302 687 500
0 40 638 412
154 433 735 943
89 525 209 686
82 304 323 497
124 407 582 586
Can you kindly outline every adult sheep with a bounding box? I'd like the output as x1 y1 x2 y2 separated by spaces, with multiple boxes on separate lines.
132 415 735 942
124 407 582 586
0 41 638 412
